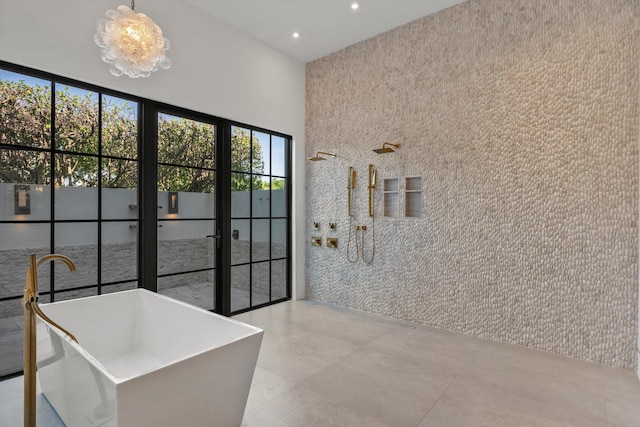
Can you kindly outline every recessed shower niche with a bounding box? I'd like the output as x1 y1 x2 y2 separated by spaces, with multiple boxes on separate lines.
405 177 422 218
383 178 399 218
383 177 422 218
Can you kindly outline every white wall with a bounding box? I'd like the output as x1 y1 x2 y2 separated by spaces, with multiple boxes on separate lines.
0 0 306 298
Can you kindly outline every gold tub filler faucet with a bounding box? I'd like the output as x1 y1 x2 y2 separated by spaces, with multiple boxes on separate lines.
22 254 77 427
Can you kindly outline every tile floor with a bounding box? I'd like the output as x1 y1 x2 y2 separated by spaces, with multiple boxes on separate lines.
1 299 639 426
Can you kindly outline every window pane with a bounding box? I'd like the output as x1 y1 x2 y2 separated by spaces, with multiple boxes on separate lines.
271 259 287 300
158 113 215 168
231 173 251 217
0 298 24 376
271 181 287 217
157 165 215 193
158 166 215 220
231 126 251 172
54 154 98 220
1 185 50 223
231 219 250 265
252 262 270 306
252 219 270 262
102 95 138 159
1 149 51 221
102 188 138 221
161 190 215 220
272 219 287 259
271 136 286 177
0 148 51 184
102 222 137 283
231 265 250 312
158 271 214 311
157 219 214 276
0 69 51 148
102 158 138 190
252 131 270 175
55 287 98 302
252 178 270 217
55 84 98 154
102 281 138 294
54 222 98 290
0 223 50 299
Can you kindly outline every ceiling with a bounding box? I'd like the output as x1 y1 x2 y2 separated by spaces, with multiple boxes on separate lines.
184 0 467 63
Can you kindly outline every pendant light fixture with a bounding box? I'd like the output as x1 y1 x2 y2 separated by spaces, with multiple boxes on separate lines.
94 0 171 78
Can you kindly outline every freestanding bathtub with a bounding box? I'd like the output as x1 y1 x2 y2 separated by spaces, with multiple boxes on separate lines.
35 289 263 427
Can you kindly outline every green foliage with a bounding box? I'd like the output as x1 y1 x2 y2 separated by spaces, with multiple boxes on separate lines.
157 114 217 192
0 79 51 183
271 178 286 190
0 79 278 194
231 127 265 192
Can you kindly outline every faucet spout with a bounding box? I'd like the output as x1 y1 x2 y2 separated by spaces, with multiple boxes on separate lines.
36 253 76 271
23 253 77 427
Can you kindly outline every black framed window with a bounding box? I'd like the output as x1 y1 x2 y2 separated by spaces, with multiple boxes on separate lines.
0 67 141 377
0 61 292 379
229 126 290 313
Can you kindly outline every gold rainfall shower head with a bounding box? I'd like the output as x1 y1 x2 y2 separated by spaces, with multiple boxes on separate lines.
307 151 336 161
373 142 400 154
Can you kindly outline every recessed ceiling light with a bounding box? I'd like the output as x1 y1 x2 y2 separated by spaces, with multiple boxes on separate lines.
292 32 300 39
351 2 359 10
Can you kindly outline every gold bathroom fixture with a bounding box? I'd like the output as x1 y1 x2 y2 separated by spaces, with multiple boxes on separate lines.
373 142 400 154
347 224 360 263
311 236 322 247
347 166 356 217
368 164 376 217
307 151 336 161
347 166 359 263
23 254 77 427
362 164 377 264
326 237 338 249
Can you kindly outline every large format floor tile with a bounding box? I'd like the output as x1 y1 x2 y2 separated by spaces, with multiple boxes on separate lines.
1 299 639 427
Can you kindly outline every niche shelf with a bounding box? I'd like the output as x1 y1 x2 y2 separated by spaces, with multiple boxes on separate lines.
383 178 399 218
405 177 422 218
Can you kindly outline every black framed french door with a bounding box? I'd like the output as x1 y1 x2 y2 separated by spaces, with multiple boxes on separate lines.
139 104 291 316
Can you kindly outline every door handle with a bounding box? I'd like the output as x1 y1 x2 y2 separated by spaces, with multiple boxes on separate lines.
206 232 223 248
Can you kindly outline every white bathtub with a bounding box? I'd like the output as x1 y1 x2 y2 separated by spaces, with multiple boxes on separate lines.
36 289 263 427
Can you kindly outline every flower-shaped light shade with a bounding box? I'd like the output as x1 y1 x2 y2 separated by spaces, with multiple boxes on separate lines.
94 3 171 78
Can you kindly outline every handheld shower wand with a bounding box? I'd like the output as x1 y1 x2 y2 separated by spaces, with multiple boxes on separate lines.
347 166 360 263
347 166 356 217
362 165 376 264
368 164 376 217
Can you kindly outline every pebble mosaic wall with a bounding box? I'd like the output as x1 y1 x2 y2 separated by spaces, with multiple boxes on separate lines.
305 0 639 369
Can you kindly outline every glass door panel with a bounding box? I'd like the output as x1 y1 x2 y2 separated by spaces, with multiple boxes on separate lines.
229 126 290 313
156 113 216 311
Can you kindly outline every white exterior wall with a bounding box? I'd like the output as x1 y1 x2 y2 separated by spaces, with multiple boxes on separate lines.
0 184 284 248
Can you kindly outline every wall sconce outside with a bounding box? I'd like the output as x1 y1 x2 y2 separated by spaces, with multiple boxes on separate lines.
232 229 239 240
15 185 30 215
168 192 179 214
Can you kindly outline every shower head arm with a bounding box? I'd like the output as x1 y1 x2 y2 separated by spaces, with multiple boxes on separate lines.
382 142 400 150
307 151 337 161
316 151 336 157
